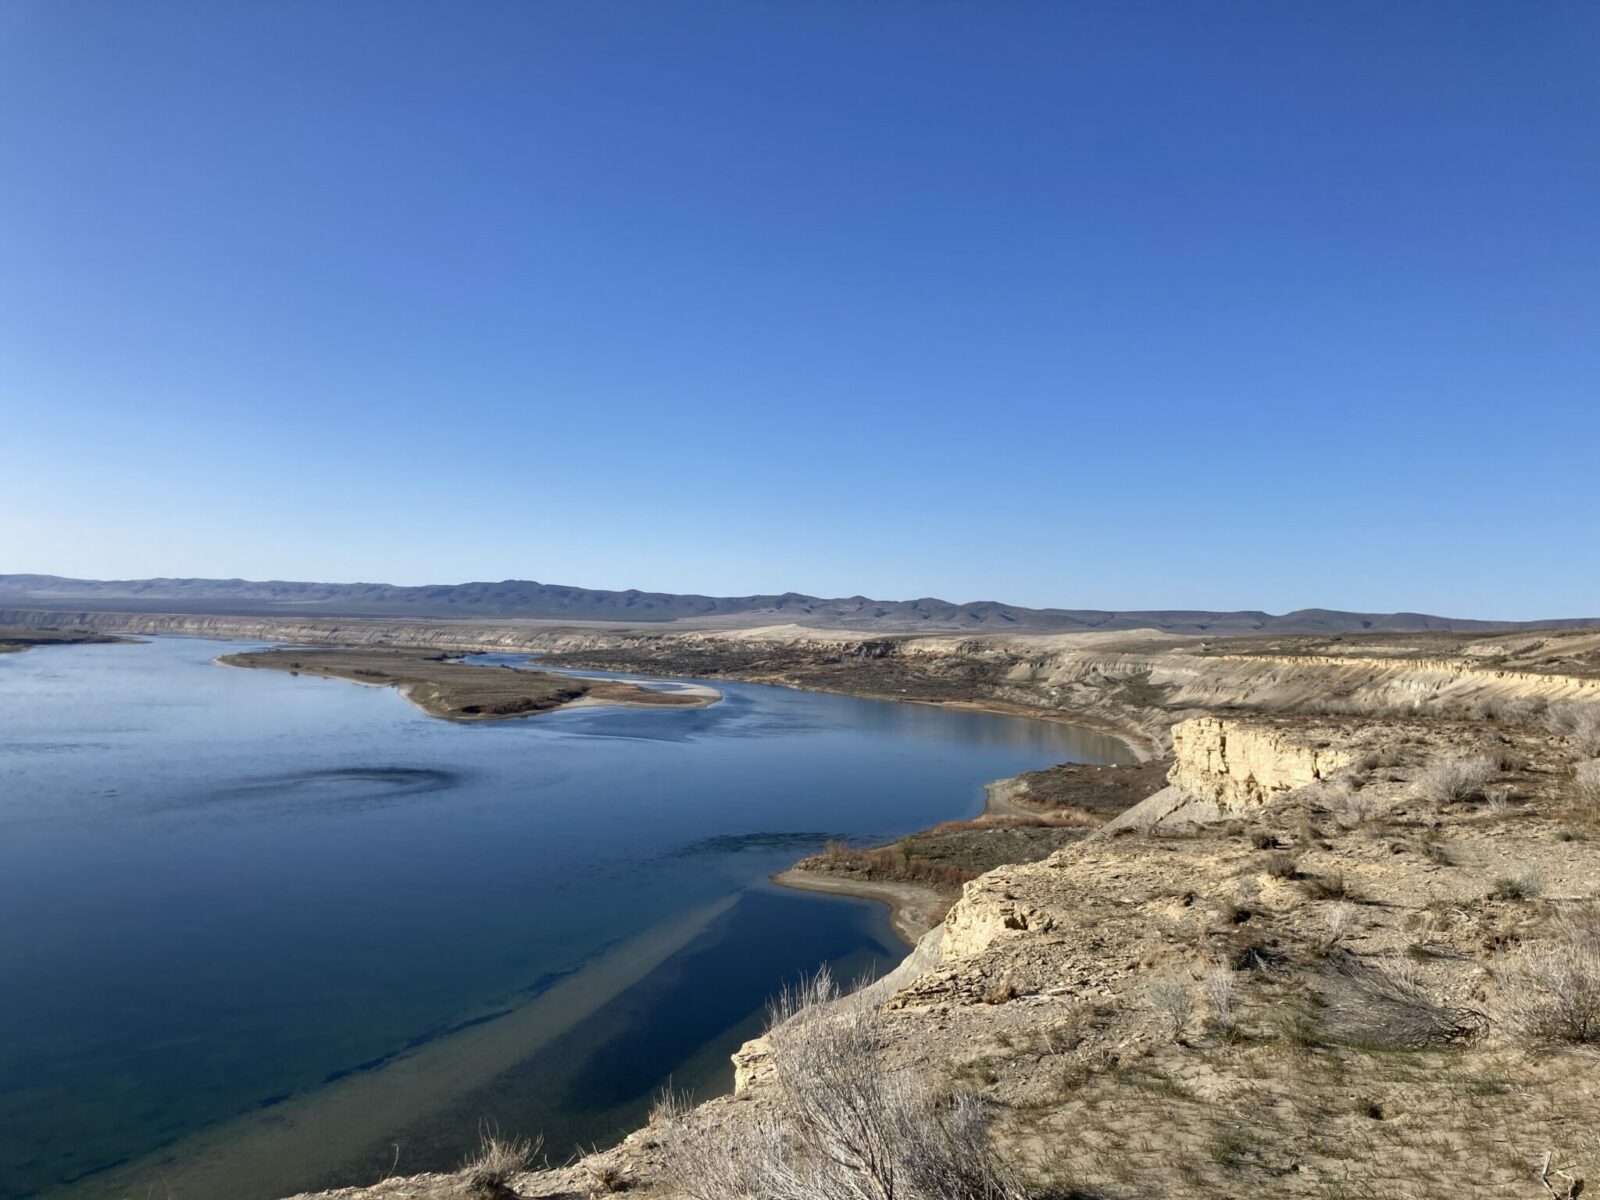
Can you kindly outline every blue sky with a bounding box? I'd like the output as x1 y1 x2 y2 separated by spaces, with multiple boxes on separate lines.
2 2 1596 618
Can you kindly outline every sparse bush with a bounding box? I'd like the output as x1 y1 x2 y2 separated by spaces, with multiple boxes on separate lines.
1418 834 1453 865
1321 956 1486 1047
1145 979 1193 1041
658 967 1024 1200
462 1128 538 1198
1488 868 1543 901
1474 695 1547 725
1498 908 1600 1044
1336 790 1380 829
1299 870 1350 901
1322 902 1360 950
1201 966 1236 1030
1547 703 1600 758
1410 756 1497 805
1264 852 1299 880
1575 760 1600 806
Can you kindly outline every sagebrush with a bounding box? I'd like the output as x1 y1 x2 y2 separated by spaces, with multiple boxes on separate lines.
657 967 1023 1200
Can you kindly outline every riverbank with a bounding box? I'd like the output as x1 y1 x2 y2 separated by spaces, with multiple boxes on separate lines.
215 647 719 721
774 757 1170 943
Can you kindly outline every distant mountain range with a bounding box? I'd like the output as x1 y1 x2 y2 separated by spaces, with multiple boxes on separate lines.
1 573 1593 636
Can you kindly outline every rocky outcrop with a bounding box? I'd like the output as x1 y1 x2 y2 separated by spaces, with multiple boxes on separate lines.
1166 717 1352 811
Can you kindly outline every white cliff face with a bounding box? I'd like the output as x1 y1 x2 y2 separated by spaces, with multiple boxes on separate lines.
1166 717 1351 812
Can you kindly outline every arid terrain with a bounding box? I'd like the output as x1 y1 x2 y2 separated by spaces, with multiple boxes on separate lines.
215 647 718 721
10 610 1600 1199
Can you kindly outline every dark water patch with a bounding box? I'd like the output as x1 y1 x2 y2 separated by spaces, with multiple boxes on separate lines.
666 830 847 857
216 766 467 799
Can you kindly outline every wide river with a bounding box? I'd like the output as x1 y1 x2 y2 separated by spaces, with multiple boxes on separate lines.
0 636 1127 1200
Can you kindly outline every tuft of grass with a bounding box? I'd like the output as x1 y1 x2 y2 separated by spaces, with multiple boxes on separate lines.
586 1162 628 1193
461 1128 538 1198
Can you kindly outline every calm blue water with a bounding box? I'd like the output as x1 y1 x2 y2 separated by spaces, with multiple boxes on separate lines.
0 637 1124 1199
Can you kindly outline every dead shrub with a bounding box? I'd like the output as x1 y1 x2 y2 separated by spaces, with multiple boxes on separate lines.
658 967 1024 1200
1145 979 1193 1041
1547 703 1600 758
1575 759 1600 806
1410 756 1497 805
1201 965 1237 1032
1336 790 1381 829
1298 870 1350 901
1497 907 1600 1044
1321 902 1360 951
1320 956 1486 1047
1264 852 1299 880
1488 868 1543 901
1473 696 1547 724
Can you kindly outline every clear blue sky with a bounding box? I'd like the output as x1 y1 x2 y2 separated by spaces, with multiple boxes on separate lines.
3 2 1596 618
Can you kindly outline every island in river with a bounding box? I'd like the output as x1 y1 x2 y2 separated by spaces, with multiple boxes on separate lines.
215 646 719 720
0 625 135 653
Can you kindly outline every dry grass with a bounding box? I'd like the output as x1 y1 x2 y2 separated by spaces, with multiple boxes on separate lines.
1145 979 1193 1041
1410 755 1498 804
1498 907 1600 1044
1320 956 1486 1048
1321 902 1360 951
1488 868 1543 901
1201 966 1236 1033
1576 759 1600 806
1547 703 1600 758
657 967 1024 1200
461 1128 538 1198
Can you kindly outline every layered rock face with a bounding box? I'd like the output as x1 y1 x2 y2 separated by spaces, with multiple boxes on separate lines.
1166 716 1351 811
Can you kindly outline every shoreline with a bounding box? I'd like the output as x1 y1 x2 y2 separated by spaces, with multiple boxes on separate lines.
771 752 1164 947
770 868 946 946
719 672 1155 763
771 757 1114 946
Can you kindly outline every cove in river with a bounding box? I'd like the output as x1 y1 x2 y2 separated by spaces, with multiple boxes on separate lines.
0 637 1128 1200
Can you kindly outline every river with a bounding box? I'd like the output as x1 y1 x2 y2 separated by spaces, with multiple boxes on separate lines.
0 635 1126 1199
